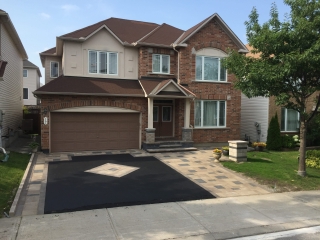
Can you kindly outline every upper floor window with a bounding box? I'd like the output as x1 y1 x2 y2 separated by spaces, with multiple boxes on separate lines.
194 100 226 128
152 54 170 74
50 62 59 78
196 56 226 81
23 69 28 77
89 50 118 75
281 108 299 132
23 88 28 99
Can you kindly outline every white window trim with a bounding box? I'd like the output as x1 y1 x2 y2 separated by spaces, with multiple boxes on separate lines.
152 54 170 74
88 50 118 75
196 55 227 82
23 69 28 78
281 108 300 132
50 61 59 78
195 100 226 128
23 88 29 100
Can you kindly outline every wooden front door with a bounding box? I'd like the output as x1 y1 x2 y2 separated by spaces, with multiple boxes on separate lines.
153 103 173 137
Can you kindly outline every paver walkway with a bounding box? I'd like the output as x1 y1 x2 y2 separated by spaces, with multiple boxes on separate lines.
14 148 270 217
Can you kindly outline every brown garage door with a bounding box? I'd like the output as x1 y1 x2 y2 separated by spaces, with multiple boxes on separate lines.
51 112 140 152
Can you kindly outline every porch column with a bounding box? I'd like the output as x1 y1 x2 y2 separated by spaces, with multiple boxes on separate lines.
182 98 192 141
145 97 155 143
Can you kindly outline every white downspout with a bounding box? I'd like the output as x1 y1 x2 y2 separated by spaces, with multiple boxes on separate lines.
173 44 180 84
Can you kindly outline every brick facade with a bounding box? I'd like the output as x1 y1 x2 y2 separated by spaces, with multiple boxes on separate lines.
40 95 147 151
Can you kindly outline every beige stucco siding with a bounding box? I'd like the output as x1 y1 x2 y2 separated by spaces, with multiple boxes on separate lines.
0 24 23 135
63 28 138 79
23 68 39 105
44 56 62 84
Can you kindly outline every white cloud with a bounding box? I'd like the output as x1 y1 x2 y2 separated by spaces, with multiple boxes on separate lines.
61 4 80 12
40 12 51 19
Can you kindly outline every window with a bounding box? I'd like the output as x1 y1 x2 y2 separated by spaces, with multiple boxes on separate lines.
23 69 28 77
281 108 299 131
196 56 226 81
88 50 118 75
23 88 28 99
195 100 226 127
152 54 170 74
50 62 59 78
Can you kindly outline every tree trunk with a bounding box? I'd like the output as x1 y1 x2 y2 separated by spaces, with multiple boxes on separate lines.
298 120 307 177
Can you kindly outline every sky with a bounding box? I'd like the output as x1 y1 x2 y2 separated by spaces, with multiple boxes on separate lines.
1 0 291 84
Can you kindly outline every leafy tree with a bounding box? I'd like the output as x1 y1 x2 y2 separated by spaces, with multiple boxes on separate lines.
267 113 282 150
224 0 320 176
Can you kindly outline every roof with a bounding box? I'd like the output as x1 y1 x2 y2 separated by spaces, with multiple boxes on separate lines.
245 44 260 58
34 76 144 97
0 9 28 59
23 60 42 77
41 47 56 55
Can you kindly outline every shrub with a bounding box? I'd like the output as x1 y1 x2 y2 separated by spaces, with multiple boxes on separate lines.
306 157 320 169
281 134 296 148
306 150 320 159
266 113 282 150
252 142 267 147
222 146 229 151
306 114 320 146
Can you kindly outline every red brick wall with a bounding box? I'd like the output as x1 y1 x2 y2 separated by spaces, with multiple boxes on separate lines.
40 95 147 151
138 47 177 78
179 18 242 143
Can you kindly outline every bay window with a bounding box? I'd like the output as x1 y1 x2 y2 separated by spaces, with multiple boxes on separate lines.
152 54 170 74
196 56 226 81
195 100 226 127
89 50 118 75
281 108 299 132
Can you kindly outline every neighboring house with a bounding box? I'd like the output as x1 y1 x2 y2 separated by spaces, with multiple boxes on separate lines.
23 59 41 106
0 9 28 142
36 14 248 153
241 45 269 143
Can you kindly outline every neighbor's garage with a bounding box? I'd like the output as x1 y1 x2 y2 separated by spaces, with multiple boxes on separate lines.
50 112 140 152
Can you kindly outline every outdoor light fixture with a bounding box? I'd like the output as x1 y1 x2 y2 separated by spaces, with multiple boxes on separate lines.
42 108 48 115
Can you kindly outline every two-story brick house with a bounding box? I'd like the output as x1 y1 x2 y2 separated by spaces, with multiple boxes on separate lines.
35 14 248 153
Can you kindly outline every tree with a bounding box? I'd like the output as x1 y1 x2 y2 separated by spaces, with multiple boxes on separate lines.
267 113 282 150
224 0 320 176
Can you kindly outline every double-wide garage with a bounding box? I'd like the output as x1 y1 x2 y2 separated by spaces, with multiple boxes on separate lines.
50 112 140 152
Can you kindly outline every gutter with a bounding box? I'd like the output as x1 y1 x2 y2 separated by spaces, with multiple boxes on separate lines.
172 44 180 84
33 91 145 98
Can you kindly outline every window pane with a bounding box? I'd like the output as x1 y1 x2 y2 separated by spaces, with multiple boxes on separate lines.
23 69 27 77
23 88 28 99
152 55 160 72
162 106 171 122
195 101 202 127
89 51 97 73
153 107 158 122
219 101 225 126
203 101 217 126
196 56 202 80
287 109 299 131
99 52 107 74
220 59 226 81
109 53 117 74
51 62 58 77
204 57 218 80
162 55 169 73
281 108 286 131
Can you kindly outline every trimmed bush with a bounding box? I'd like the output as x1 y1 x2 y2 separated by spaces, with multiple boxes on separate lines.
306 150 320 159
267 113 282 150
281 135 296 148
306 157 320 169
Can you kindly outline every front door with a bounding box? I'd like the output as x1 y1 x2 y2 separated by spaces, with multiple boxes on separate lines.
153 102 173 137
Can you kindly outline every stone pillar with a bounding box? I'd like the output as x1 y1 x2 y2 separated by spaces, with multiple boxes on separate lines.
182 127 192 141
145 128 156 143
147 98 154 129
228 140 248 162
184 99 191 128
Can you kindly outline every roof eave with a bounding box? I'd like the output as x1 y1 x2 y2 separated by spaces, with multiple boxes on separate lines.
33 91 145 98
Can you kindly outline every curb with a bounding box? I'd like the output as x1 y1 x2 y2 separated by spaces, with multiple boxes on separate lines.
9 153 35 217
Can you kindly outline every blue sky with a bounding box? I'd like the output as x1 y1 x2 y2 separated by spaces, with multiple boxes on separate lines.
2 0 290 84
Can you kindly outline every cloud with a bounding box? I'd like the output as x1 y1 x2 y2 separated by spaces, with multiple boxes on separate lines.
61 4 80 12
40 12 51 19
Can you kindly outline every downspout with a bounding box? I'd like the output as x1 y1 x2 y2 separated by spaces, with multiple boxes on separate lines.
172 44 180 84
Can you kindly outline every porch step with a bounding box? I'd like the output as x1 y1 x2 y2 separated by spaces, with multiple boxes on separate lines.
159 144 182 148
146 147 198 153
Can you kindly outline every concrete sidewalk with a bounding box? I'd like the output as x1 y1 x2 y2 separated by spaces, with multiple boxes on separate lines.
1 190 320 240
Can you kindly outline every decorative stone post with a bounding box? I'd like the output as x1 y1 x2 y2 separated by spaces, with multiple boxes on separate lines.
145 128 156 143
228 140 248 162
182 127 192 141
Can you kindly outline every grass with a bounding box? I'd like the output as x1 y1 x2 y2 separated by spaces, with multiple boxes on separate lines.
0 152 30 217
221 150 320 192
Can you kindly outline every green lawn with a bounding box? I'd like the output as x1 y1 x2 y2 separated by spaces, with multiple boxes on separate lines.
222 150 320 192
0 152 30 217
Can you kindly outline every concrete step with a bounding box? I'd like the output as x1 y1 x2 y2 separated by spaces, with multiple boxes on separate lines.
146 147 198 153
159 144 183 148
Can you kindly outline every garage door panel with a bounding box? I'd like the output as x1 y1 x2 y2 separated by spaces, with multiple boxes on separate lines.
51 112 140 152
